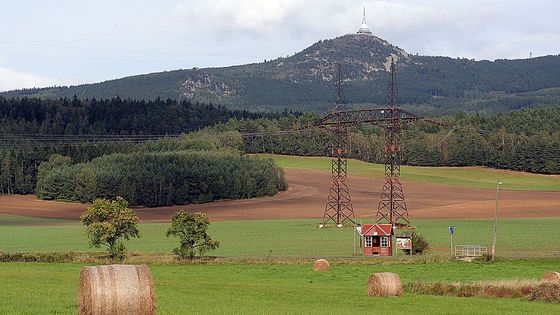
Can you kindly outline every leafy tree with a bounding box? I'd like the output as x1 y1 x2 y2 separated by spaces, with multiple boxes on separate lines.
80 197 140 261
166 211 219 259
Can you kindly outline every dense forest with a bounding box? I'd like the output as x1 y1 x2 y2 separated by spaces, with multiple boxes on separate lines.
36 150 286 207
0 96 296 196
0 96 559 200
0 96 290 135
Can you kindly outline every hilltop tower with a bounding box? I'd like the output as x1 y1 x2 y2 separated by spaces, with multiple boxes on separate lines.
357 7 372 35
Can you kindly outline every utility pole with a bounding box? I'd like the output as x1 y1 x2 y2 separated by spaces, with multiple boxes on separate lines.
449 225 455 255
491 180 503 261
353 221 357 256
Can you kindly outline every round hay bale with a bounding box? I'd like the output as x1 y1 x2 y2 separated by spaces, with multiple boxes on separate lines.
543 272 560 283
78 264 156 315
312 259 330 272
367 272 403 297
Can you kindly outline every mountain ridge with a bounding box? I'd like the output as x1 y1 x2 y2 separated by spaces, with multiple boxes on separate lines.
3 33 560 114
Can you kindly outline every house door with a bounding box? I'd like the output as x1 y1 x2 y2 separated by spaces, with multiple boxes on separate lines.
372 236 380 247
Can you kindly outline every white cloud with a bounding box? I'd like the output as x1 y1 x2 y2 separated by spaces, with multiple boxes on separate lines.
172 0 560 60
173 0 356 38
0 67 65 92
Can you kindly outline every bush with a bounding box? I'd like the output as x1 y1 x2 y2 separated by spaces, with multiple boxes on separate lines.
531 283 560 303
475 252 494 263
0 252 74 263
411 232 430 255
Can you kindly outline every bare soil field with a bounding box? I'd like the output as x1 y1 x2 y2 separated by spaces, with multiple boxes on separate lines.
1 169 559 222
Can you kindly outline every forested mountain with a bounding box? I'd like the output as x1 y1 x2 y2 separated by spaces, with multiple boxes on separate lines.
3 34 560 114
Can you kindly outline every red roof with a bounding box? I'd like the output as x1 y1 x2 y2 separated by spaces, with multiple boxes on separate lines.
362 224 392 236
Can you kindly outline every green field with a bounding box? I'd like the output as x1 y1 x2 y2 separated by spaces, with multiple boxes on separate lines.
1 215 559 257
2 155 560 314
262 154 560 191
1 260 559 314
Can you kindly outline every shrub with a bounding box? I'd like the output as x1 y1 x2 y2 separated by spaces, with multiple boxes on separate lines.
475 252 494 263
0 252 74 263
531 283 560 303
411 232 430 255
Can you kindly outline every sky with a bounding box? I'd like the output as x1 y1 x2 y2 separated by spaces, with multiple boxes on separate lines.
0 0 558 91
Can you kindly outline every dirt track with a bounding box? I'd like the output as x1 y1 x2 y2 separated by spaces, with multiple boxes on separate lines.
1 169 559 221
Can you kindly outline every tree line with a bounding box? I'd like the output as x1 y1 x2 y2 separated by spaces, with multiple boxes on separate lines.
1 97 558 198
37 150 286 207
0 96 296 135
230 106 560 174
0 96 297 195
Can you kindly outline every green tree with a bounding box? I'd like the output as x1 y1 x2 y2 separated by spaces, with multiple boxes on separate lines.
166 211 219 259
80 197 140 261
75 165 97 202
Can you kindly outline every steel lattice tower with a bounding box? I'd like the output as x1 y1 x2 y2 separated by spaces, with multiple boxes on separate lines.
375 59 410 227
321 64 356 226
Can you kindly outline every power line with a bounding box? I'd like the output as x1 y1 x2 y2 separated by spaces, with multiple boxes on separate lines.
0 41 271 59
0 133 184 147
0 121 499 148
0 51 244 64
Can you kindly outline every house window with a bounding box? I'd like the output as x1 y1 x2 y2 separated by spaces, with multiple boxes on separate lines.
365 236 372 247
381 237 389 247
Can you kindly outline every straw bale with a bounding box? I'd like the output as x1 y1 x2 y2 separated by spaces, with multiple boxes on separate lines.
78 264 156 315
312 259 330 272
367 272 403 297
543 272 560 283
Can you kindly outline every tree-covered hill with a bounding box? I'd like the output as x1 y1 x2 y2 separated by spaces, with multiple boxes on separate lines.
3 34 560 114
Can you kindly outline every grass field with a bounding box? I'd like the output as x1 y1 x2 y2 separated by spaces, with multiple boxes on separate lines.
1 260 559 314
2 214 559 257
2 155 560 314
262 154 560 191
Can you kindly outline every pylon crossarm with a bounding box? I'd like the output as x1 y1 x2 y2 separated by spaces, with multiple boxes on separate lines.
314 107 419 129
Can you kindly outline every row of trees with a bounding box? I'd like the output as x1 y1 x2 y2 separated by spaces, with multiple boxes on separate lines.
82 197 218 260
227 106 560 174
36 150 287 207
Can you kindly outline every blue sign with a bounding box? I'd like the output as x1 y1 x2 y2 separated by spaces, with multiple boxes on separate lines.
449 225 455 235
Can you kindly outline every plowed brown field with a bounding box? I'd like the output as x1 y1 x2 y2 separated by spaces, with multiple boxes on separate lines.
1 169 559 221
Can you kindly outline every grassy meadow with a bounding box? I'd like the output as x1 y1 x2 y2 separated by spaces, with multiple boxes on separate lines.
262 154 560 191
1 260 560 314
1 215 559 257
